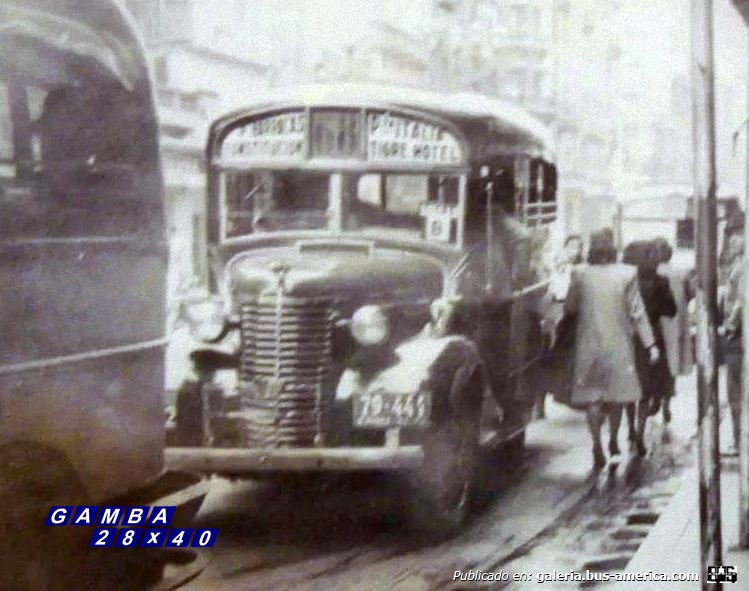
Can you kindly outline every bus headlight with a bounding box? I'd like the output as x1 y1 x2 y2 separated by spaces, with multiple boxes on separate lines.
186 299 226 342
350 305 389 346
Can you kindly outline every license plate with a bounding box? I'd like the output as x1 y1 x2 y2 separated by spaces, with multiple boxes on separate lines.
353 390 430 428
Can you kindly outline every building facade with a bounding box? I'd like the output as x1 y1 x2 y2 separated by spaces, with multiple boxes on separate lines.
429 0 622 237
125 0 270 326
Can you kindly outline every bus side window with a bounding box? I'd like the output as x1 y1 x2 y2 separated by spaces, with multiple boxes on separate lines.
427 175 459 206
492 166 515 215
0 74 156 240
0 82 14 180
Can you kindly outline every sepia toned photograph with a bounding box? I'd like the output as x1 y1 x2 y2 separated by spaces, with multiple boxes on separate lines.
1 0 749 589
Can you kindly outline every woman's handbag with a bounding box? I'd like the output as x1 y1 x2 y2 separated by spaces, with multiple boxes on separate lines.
718 330 742 363
548 312 581 408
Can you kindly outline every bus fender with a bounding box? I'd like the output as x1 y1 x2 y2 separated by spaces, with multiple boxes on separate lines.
336 334 488 422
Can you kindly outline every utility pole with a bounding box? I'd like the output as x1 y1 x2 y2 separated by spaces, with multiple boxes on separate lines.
691 0 722 586
740 29 749 549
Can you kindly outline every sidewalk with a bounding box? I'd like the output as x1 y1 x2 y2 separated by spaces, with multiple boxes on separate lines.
615 372 749 589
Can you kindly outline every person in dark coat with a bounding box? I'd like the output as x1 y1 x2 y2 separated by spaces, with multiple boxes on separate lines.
622 240 677 454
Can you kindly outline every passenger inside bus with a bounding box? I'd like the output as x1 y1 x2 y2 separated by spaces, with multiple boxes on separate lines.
224 171 329 235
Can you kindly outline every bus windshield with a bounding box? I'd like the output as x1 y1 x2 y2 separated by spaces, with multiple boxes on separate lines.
224 170 330 235
222 170 459 240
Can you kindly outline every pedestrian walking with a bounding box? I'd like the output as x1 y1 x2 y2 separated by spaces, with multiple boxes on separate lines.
557 234 584 270
565 229 659 469
720 215 744 456
537 235 585 413
622 240 677 453
654 236 694 422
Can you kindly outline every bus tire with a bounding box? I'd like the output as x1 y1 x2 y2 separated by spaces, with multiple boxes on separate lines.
0 442 88 591
408 371 480 539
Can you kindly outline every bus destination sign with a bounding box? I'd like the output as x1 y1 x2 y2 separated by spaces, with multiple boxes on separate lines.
366 111 464 167
221 111 306 165
218 108 465 168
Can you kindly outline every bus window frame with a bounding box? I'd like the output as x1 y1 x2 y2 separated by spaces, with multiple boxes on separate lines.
210 104 472 248
0 74 161 242
216 166 469 247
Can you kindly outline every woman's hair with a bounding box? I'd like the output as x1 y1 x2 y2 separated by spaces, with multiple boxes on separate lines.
623 240 659 273
587 248 617 265
587 228 616 265
653 237 672 263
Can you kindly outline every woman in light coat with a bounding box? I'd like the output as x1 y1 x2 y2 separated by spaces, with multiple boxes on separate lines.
565 229 659 468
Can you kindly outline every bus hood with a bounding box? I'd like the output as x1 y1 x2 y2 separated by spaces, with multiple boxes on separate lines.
227 243 445 310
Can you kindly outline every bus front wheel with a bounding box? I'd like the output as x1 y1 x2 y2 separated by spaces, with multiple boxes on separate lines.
0 442 88 591
407 370 481 539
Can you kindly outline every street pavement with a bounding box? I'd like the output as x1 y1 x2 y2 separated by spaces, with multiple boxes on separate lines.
614 371 749 590
180 399 602 591
496 373 699 590
174 371 708 591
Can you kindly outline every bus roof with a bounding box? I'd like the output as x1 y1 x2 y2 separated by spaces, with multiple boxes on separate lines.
0 0 149 92
212 83 553 154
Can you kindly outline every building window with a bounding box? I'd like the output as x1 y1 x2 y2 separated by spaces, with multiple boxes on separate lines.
512 68 526 99
529 6 541 36
511 4 528 38
180 94 198 112
233 0 246 24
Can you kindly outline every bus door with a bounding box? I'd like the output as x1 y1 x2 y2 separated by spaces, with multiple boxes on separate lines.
472 155 554 421
458 160 518 420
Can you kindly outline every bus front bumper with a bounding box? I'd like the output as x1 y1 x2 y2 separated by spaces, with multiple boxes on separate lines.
165 445 424 473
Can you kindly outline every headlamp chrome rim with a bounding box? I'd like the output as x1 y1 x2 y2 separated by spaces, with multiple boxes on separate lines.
350 305 389 346
186 298 227 342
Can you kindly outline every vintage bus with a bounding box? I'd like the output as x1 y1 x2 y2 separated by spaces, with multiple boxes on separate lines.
0 1 204 588
167 84 558 536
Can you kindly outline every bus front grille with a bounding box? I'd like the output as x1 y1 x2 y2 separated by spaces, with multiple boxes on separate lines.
239 295 334 448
